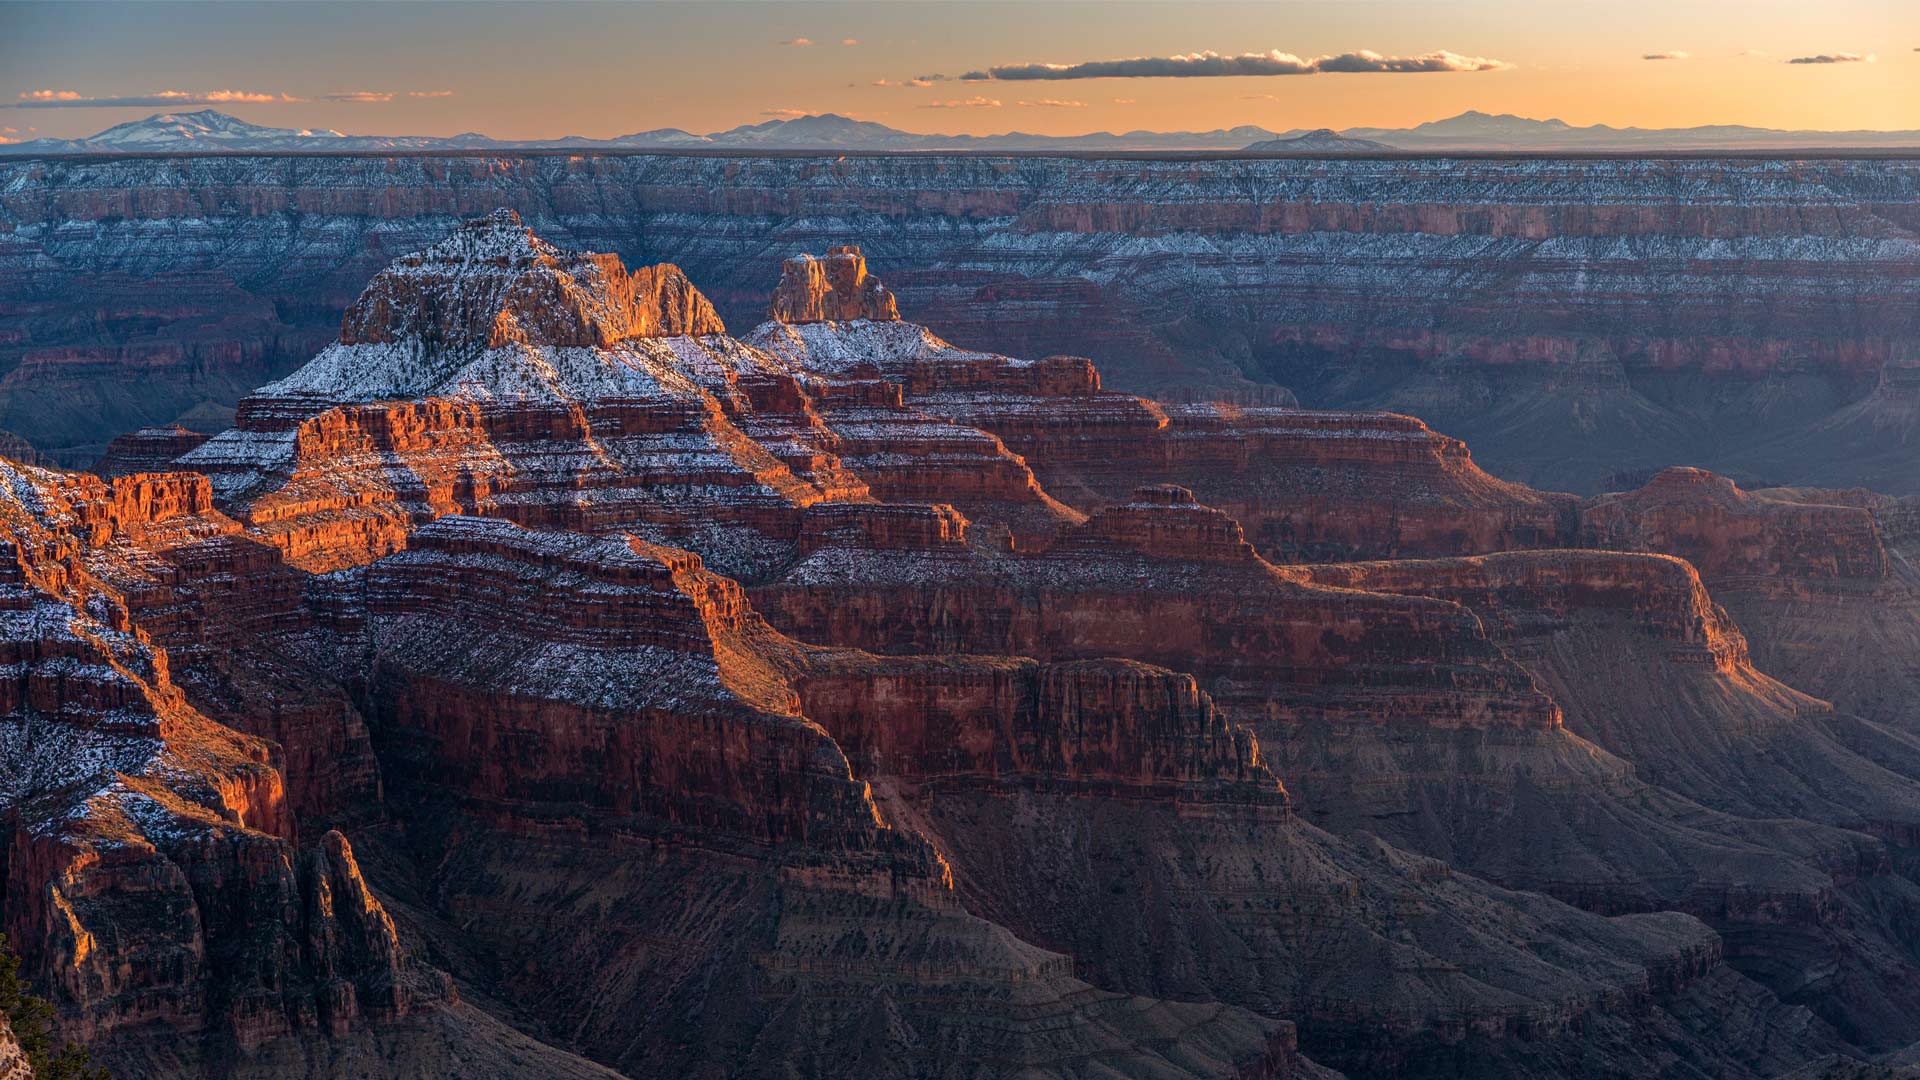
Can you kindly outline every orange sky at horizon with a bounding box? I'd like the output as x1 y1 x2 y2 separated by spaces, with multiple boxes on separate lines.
3 0 1917 142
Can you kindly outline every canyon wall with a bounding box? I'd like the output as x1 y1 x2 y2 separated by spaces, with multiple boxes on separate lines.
4 152 1918 489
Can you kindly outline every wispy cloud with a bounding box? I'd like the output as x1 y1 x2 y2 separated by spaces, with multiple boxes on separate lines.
920 96 1003 109
967 48 1510 81
1018 99 1087 108
780 37 814 47
323 91 394 103
1738 49 1771 57
1642 51 1689 61
10 88 303 108
762 107 812 118
1112 98 1137 104
1787 52 1873 64
408 90 454 98
840 38 859 46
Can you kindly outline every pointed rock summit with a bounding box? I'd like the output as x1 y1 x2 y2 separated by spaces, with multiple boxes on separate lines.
769 244 899 324
341 208 724 349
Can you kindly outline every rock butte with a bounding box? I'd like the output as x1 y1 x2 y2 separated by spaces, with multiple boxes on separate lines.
0 213 1918 1077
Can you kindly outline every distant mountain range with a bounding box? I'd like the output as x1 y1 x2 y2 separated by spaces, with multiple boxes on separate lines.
6 107 1920 155
1242 129 1398 154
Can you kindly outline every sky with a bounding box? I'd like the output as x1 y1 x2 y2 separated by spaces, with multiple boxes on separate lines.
2 0 1918 143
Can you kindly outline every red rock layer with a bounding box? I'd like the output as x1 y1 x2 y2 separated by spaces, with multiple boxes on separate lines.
1303 549 1754 674
198 391 843 578
791 653 1280 801
758 491 1561 732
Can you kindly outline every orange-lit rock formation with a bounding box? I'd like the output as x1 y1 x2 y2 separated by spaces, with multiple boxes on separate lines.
768 244 899 324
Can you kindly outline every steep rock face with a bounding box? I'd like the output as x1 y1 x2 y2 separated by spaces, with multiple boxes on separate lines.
356 518 885 844
760 484 1920 1053
791 653 1276 799
768 244 898 324
8 153 1920 491
338 513 1806 1078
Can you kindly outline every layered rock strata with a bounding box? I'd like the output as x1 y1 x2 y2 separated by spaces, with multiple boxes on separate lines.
8 153 1920 493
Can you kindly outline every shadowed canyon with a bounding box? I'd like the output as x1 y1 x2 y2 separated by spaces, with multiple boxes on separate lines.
3 191 1920 1080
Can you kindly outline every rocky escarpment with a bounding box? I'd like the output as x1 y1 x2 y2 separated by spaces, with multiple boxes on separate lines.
6 152 1920 493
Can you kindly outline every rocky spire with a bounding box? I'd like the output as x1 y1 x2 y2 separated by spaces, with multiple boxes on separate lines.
768 244 899 323
339 209 725 348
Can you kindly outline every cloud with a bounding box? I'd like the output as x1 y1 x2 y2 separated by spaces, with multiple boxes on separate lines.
841 38 859 46
323 91 395 103
780 37 814 47
10 88 302 108
1642 51 1689 60
909 78 936 87
762 107 812 118
408 90 454 98
1112 98 1137 104
916 74 949 82
872 79 902 87
1787 52 1872 64
972 48 1510 80
920 96 1003 109
1738 49 1770 57
1017 99 1087 108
